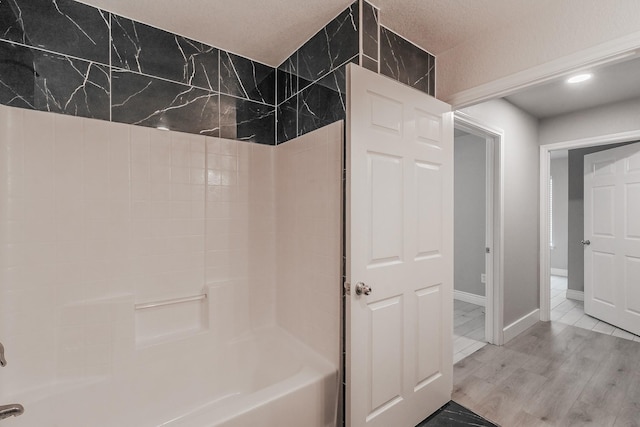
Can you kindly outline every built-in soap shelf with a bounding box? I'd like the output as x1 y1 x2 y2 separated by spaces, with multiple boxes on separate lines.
134 289 211 347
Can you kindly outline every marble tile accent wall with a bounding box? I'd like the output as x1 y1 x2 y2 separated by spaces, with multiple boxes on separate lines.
0 0 436 147
361 1 379 72
275 0 435 144
276 2 359 144
380 26 436 96
0 0 275 145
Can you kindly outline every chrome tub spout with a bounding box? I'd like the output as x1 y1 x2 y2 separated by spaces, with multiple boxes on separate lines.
0 404 24 421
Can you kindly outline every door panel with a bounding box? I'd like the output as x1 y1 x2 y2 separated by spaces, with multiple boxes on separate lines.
415 285 443 388
626 183 640 238
592 186 615 236
416 162 442 258
347 64 453 427
591 251 615 305
627 150 640 172
624 256 640 314
369 153 404 265
369 296 404 413
584 143 640 335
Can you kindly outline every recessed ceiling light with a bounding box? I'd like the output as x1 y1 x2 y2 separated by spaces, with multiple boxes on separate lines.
567 73 592 84
157 126 170 131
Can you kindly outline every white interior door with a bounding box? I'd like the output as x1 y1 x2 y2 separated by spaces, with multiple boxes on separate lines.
346 64 453 427
584 143 640 336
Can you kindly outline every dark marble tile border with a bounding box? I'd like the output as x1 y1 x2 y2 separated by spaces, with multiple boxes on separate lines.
362 1 379 61
220 95 275 145
111 15 219 92
380 26 435 96
297 1 359 90
298 60 352 137
220 51 275 105
0 0 110 65
0 0 437 145
361 55 378 73
277 53 297 106
277 97 297 144
0 41 110 120
112 69 219 136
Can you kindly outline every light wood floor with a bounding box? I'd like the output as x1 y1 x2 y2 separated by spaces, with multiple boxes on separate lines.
453 321 640 426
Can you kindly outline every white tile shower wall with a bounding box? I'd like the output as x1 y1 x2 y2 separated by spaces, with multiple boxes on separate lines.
275 122 343 367
205 138 277 335
0 107 141 393
0 105 278 396
0 105 339 400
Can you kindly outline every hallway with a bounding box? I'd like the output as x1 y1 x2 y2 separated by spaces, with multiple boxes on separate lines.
453 321 640 426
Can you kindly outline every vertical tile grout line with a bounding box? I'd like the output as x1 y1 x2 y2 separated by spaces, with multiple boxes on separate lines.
218 50 221 139
274 63 278 145
358 0 363 67
295 53 299 138
203 132 208 297
109 12 112 123
377 5 381 74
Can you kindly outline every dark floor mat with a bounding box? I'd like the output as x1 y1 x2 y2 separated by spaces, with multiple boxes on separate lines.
416 401 499 426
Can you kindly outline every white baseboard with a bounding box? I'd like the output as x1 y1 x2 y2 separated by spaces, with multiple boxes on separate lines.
566 289 584 301
503 309 540 344
551 268 568 277
454 290 486 307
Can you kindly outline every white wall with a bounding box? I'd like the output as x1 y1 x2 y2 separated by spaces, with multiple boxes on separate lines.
437 1 640 101
459 99 539 327
454 133 486 297
0 106 342 404
550 156 568 272
276 122 343 367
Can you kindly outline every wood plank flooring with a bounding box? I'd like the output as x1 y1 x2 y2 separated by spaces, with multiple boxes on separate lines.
453 321 640 426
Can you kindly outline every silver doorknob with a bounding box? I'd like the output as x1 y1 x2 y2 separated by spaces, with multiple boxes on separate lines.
581 240 591 246
355 282 372 296
0 342 6 367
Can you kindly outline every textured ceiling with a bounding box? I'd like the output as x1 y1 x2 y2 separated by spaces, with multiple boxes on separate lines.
76 0 543 66
372 0 544 55
76 0 354 66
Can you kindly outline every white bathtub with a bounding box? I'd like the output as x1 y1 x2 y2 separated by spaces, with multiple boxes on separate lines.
6 327 338 427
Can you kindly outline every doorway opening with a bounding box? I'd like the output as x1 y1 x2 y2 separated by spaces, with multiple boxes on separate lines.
540 134 640 338
453 112 504 358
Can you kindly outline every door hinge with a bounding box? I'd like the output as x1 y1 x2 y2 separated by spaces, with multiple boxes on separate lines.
486 247 491 254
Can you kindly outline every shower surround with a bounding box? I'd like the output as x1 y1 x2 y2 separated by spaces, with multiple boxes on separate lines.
0 105 342 425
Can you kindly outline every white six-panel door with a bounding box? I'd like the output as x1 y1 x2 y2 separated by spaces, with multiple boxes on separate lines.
584 143 640 336
346 64 453 427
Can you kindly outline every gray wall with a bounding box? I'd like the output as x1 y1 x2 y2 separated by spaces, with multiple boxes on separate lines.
539 97 640 145
454 133 486 297
550 156 568 271
460 99 540 327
